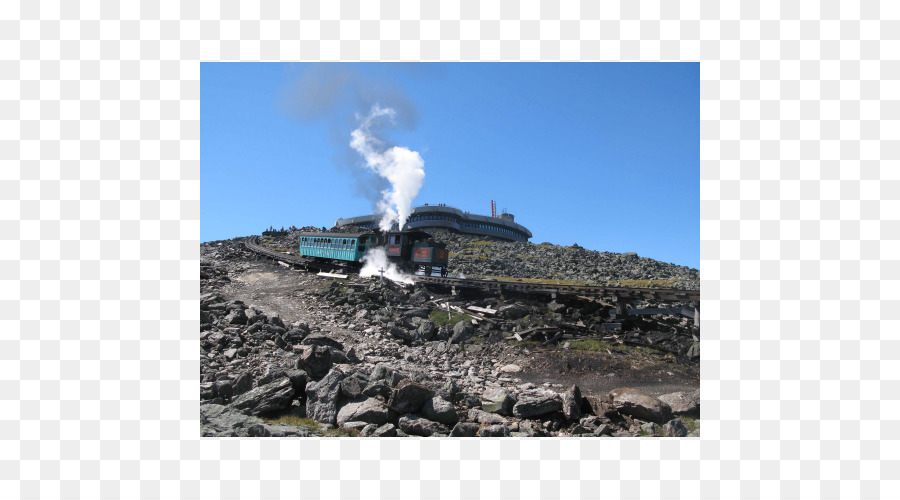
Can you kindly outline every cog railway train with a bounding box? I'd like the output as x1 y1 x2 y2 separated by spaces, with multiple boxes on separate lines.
296 229 450 277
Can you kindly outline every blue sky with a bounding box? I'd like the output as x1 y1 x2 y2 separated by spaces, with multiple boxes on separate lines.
202 63 699 269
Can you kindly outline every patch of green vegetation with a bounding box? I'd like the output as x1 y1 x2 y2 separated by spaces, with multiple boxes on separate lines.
482 276 588 286
465 336 485 345
267 416 322 431
680 417 699 433
429 309 473 326
324 427 361 437
605 279 697 289
568 339 615 352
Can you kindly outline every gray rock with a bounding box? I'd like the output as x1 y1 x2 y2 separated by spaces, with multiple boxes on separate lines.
593 424 613 437
663 418 688 437
397 414 450 437
481 387 516 415
497 304 528 320
372 423 398 437
300 335 344 351
388 326 416 342
477 424 511 437
450 321 473 344
416 320 436 341
449 422 480 437
257 364 287 385
607 388 673 424
200 382 217 400
225 309 248 325
640 422 661 436
215 380 233 402
658 389 700 417
223 348 238 361
305 369 344 425
547 300 566 313
421 396 459 426
561 385 582 421
285 369 308 396
388 380 434 415
336 398 391 427
341 421 369 432
341 371 369 399
518 420 548 437
362 381 392 401
233 372 253 396
230 377 294 416
512 393 563 418
467 408 507 425
296 345 333 380
201 404 312 437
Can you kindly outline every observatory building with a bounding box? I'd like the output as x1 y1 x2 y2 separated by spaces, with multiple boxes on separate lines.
335 202 532 242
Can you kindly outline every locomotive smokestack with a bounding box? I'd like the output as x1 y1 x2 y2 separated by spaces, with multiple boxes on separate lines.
350 104 425 232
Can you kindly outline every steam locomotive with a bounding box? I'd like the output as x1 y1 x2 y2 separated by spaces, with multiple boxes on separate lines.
296 229 450 277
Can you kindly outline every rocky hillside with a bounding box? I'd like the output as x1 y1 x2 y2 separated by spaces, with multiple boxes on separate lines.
199 236 701 438
270 227 699 289
432 232 699 289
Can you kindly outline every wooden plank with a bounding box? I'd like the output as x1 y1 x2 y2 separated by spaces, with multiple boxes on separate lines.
317 272 348 279
467 305 497 315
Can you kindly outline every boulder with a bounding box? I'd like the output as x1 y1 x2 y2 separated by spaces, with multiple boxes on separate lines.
336 398 391 427
658 389 700 417
416 320 436 341
663 418 688 437
512 393 563 419
561 385 582 421
466 408 507 425
477 424 511 437
481 387 516 416
300 335 344 351
224 308 248 325
341 371 369 399
421 396 459 426
397 414 450 437
497 304 528 319
214 380 233 402
285 369 308 396
607 388 673 424
449 422 480 437
547 300 566 313
201 404 312 437
371 423 398 437
233 372 253 396
230 377 294 416
640 422 661 436
305 369 344 425
388 326 416 342
387 380 434 415
498 364 521 374
296 345 333 380
449 321 473 344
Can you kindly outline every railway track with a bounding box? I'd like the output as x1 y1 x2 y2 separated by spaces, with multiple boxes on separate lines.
244 235 700 304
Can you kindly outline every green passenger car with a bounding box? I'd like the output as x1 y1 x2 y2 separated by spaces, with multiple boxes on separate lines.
297 232 376 262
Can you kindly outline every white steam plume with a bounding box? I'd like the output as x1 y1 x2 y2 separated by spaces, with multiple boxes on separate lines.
350 104 424 231
359 247 413 284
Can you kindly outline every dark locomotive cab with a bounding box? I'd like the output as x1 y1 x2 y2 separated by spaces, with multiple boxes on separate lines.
385 230 449 276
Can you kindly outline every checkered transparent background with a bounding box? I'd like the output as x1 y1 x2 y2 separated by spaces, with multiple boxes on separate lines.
2 1 898 498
